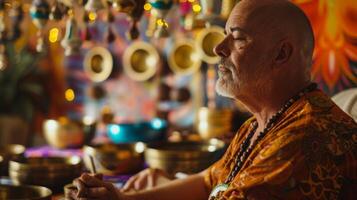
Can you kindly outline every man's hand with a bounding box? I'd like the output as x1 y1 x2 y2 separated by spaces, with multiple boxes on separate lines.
121 168 172 192
68 173 125 200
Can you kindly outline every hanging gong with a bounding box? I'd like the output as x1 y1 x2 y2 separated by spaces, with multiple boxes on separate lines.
168 39 202 75
83 46 113 82
196 26 225 64
123 41 160 81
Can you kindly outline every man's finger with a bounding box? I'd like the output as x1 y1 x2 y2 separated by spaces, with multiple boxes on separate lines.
121 175 138 192
134 175 147 191
79 173 106 188
86 187 109 198
147 172 155 189
73 178 88 198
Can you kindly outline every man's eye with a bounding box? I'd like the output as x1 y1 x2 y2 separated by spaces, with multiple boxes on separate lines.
233 37 245 41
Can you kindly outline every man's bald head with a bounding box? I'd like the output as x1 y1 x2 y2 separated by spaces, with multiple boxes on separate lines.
229 0 314 68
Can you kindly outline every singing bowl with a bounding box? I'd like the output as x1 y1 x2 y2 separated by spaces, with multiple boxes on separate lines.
123 41 160 81
168 39 202 75
145 139 226 175
43 117 96 149
84 46 113 82
196 26 225 64
83 143 145 175
196 107 233 139
0 184 52 200
0 144 25 176
9 156 82 191
107 118 167 143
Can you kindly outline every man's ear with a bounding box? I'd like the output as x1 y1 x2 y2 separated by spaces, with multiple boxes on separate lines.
274 41 293 65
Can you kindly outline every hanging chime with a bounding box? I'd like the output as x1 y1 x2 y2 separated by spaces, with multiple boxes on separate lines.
149 0 173 38
61 14 82 56
84 0 105 12
110 0 136 13
104 10 116 43
125 0 145 40
30 0 50 52
49 1 64 21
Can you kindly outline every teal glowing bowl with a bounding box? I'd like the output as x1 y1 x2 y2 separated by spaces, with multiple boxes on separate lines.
107 118 167 143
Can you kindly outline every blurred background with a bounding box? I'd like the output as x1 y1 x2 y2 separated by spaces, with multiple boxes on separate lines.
0 0 356 198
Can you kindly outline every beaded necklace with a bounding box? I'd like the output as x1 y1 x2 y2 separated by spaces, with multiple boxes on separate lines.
208 83 317 200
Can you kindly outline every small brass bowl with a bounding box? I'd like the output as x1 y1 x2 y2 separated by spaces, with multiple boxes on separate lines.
0 144 25 176
0 184 52 200
83 143 145 175
145 139 226 175
9 156 82 192
43 117 96 149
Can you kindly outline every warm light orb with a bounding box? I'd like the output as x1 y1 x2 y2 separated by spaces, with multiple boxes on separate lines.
144 3 152 11
192 4 201 13
49 28 59 43
65 88 75 101
88 12 97 21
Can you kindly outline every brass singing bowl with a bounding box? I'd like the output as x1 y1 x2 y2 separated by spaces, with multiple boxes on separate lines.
43 117 96 149
197 107 233 119
196 26 225 64
0 184 52 200
9 156 82 191
83 142 145 175
145 139 226 175
123 41 160 81
0 144 25 176
84 46 113 82
168 39 202 75
196 107 233 139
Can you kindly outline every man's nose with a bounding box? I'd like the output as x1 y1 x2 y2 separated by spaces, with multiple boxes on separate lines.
214 39 230 58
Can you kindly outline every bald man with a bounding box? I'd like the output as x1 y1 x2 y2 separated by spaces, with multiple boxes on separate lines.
70 0 356 199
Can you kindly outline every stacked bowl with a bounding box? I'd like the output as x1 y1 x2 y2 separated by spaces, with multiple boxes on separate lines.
9 156 82 192
196 107 233 139
0 184 52 200
145 139 226 175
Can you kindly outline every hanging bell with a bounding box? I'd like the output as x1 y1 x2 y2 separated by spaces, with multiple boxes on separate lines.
30 0 50 29
154 19 169 38
112 0 135 13
85 0 105 12
105 25 116 43
149 0 173 38
61 17 82 56
126 20 139 40
49 1 64 21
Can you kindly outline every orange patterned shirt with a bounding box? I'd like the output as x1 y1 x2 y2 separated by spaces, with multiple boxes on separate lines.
204 90 357 199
